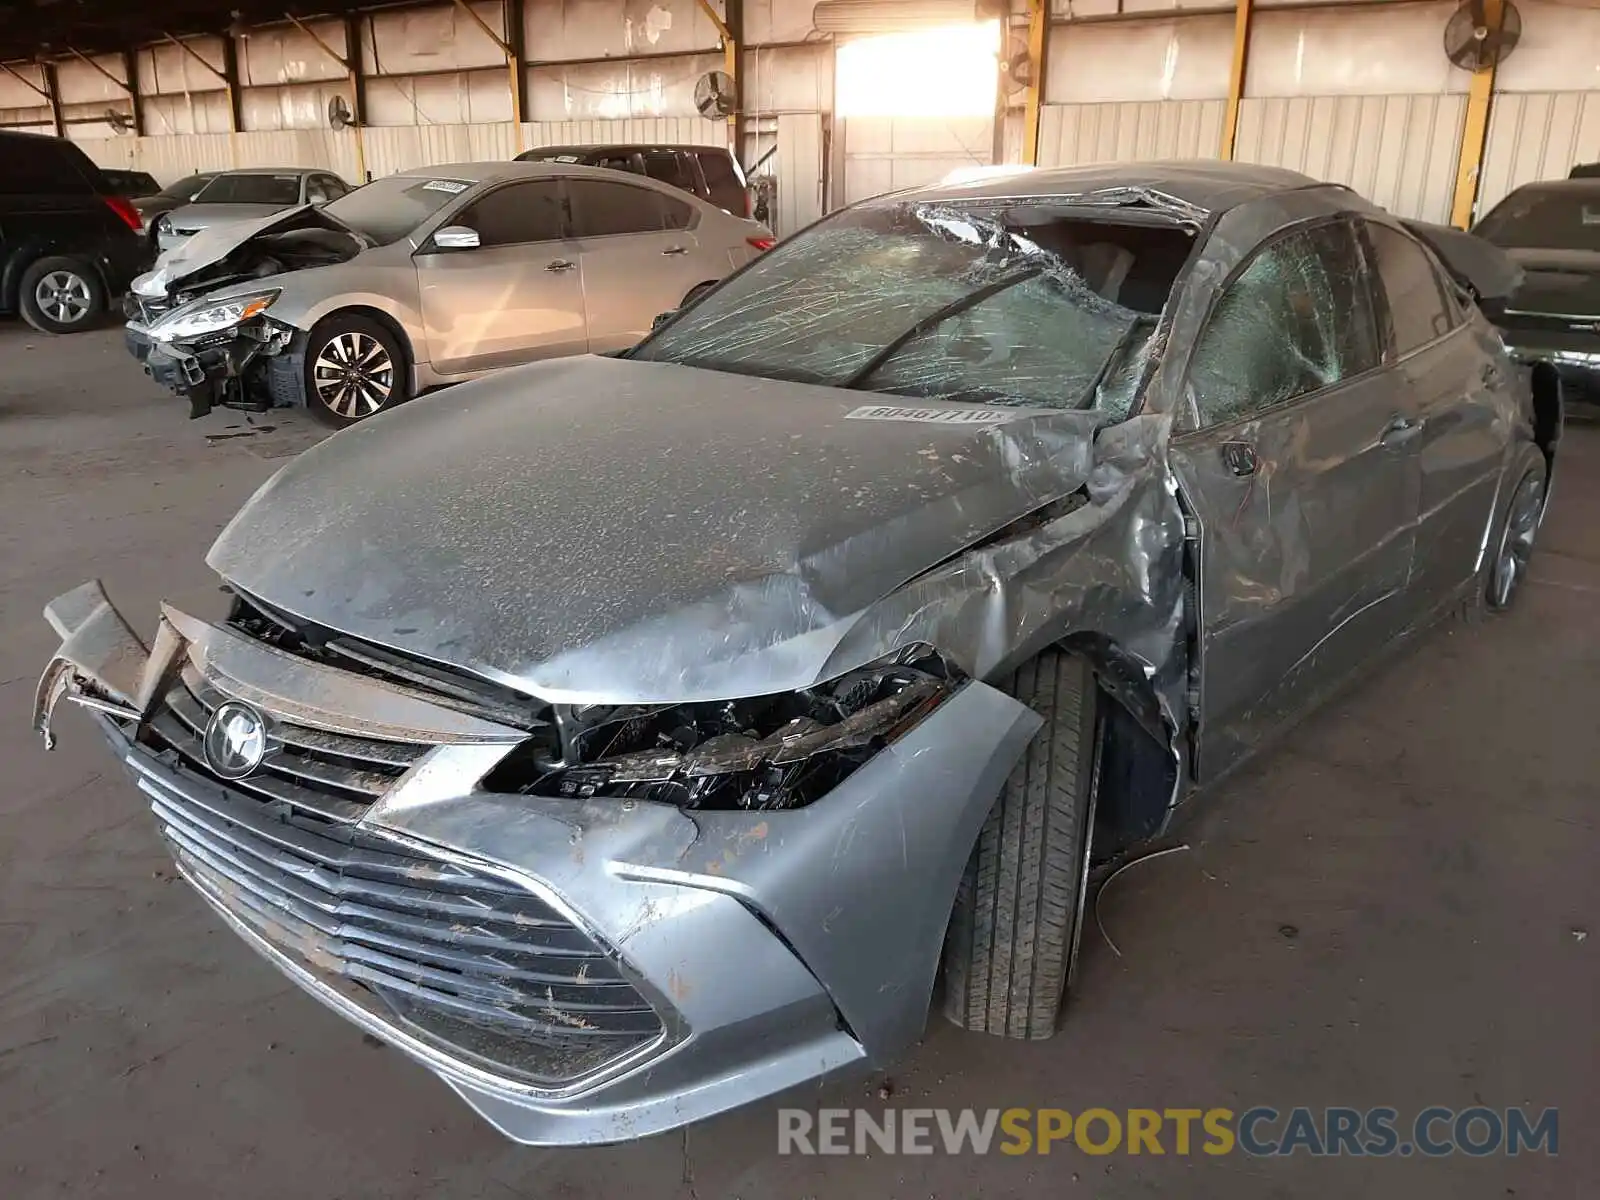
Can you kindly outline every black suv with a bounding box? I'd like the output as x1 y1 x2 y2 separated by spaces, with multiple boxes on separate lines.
1 130 148 334
515 143 751 217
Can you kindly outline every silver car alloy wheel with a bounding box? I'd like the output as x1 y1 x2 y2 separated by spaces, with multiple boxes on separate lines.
313 331 395 419
35 270 92 325
1489 469 1545 609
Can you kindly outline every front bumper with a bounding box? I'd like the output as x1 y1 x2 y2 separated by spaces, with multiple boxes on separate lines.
124 318 292 418
34 581 1039 1144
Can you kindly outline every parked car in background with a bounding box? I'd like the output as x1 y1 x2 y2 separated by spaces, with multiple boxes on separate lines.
516 143 752 217
1473 176 1600 404
99 169 163 199
0 130 146 334
41 162 1558 1144
152 168 352 254
124 160 774 424
131 171 219 224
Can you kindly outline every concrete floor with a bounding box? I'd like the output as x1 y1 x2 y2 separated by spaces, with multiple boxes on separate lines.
0 320 1594 1199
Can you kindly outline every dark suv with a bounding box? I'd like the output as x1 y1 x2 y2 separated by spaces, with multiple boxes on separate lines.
1 130 147 334
515 143 751 217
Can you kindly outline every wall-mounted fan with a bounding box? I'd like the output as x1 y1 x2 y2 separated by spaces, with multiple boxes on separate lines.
327 94 357 130
1443 0 1522 72
1002 31 1035 95
693 70 736 120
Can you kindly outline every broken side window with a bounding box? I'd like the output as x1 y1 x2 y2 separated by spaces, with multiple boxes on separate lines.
1187 221 1380 428
631 201 1193 417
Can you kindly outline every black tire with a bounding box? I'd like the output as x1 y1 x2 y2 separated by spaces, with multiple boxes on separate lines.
1484 444 1548 613
19 256 107 334
303 314 410 428
941 651 1099 1039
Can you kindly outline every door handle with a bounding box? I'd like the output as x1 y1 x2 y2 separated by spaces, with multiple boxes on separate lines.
1380 415 1424 448
661 246 688 256
1221 440 1257 477
546 260 576 273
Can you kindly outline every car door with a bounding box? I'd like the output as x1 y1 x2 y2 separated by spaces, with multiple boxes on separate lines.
1167 218 1420 781
413 178 588 375
567 176 708 353
1361 220 1512 619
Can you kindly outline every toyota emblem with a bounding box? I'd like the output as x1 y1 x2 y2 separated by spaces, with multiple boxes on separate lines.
202 700 268 780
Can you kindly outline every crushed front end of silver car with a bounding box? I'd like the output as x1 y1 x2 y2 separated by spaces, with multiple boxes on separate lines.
33 572 1047 1144
123 207 366 418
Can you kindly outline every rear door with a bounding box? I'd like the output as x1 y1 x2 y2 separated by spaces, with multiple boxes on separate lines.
1361 220 1510 619
1168 218 1419 781
413 178 587 374
567 176 708 352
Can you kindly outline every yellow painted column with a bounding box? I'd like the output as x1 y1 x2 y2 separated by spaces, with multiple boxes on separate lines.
1021 0 1048 165
1219 0 1254 161
1451 0 1505 229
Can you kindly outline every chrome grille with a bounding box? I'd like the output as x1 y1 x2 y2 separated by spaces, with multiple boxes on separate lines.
147 666 428 822
145 751 665 1087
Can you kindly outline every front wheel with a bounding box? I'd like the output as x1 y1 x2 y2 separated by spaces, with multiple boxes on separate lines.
19 256 106 334
304 315 410 428
940 651 1099 1040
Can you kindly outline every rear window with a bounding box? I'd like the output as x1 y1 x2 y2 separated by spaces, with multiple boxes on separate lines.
0 136 96 195
195 173 303 206
695 150 745 211
643 150 692 192
1474 187 1600 251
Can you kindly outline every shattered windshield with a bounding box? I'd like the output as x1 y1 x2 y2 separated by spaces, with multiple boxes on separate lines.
631 202 1193 414
1474 187 1600 251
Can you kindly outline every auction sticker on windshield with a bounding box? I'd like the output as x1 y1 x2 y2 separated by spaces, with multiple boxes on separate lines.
846 405 1031 426
422 179 472 194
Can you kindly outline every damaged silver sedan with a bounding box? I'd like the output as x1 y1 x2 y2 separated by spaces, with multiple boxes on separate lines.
37 162 1560 1145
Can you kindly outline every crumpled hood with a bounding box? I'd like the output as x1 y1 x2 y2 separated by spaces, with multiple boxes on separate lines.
135 204 360 298
209 355 1106 703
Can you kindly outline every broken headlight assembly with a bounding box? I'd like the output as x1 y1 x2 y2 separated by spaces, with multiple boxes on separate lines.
149 289 279 342
482 647 959 812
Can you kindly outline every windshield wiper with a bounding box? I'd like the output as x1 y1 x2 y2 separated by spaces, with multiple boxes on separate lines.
838 265 1044 389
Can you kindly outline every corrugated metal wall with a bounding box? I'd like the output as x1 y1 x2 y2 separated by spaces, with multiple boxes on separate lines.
1037 101 1225 168
1234 94 1465 223
1479 92 1600 214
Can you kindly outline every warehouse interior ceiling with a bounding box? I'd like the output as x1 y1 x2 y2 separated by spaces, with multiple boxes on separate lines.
0 0 390 61
835 21 999 117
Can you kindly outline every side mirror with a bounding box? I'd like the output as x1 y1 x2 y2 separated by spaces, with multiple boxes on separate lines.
433 225 481 251
652 309 677 332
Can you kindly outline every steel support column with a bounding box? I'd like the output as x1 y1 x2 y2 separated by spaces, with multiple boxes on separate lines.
1451 0 1505 229
1021 0 1048 165
1219 0 1254 160
286 13 368 182
41 61 65 137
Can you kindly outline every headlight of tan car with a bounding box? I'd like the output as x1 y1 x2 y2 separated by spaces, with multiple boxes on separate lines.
150 290 279 342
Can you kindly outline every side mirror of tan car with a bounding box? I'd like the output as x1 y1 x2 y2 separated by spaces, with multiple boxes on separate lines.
433 225 481 251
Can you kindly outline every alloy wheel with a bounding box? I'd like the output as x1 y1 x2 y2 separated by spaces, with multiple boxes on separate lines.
313 331 395 419
1489 469 1545 609
35 271 92 326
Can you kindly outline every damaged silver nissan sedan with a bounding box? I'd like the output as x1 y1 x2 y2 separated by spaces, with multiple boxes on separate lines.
36 162 1561 1145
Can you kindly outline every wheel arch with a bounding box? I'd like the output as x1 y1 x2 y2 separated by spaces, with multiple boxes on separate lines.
307 304 416 377
1054 631 1182 859
1528 359 1562 481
